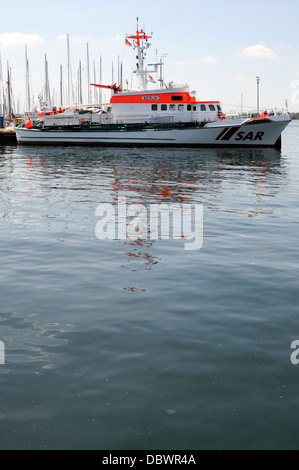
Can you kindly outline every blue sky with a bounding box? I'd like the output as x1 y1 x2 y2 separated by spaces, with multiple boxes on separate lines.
1 0 299 112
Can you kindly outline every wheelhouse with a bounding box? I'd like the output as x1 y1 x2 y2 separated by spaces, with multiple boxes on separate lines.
110 88 222 124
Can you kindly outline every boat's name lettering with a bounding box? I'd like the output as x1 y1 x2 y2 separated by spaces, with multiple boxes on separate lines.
216 127 265 142
142 96 160 101
235 131 264 141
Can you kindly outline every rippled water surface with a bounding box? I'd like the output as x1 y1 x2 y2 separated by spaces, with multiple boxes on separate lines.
0 123 299 449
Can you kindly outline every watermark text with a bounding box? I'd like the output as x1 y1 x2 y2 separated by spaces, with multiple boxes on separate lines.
95 197 203 251
291 340 299 365
0 341 5 365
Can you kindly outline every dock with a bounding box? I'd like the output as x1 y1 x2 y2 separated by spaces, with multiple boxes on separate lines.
0 128 17 145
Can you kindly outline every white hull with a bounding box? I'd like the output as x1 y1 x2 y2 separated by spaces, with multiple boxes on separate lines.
16 116 290 148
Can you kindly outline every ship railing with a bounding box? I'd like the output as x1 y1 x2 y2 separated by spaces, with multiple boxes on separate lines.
113 114 175 125
43 115 81 126
43 113 115 126
150 115 175 124
225 109 289 120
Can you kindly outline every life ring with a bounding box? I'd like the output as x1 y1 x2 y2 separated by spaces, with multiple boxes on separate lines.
80 118 83 124
103 115 111 123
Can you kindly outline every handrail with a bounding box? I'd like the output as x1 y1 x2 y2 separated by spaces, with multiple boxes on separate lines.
225 109 289 120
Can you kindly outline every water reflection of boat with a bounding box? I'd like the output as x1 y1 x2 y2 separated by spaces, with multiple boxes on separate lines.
19 146 286 210
17 146 286 273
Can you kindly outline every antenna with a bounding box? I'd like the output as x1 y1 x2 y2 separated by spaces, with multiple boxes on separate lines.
126 19 153 90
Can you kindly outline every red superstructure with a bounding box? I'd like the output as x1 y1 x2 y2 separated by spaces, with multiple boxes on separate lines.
110 92 220 105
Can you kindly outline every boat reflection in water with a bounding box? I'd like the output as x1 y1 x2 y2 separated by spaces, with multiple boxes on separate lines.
18 145 287 278
20 146 286 207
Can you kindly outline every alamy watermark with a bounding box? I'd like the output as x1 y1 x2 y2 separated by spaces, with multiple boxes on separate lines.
0 341 5 365
290 340 299 365
95 196 203 251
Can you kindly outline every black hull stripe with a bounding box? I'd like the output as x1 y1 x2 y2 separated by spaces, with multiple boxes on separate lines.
215 128 230 140
221 126 241 141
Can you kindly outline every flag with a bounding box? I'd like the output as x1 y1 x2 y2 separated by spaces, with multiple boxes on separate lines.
125 39 132 47
148 75 156 83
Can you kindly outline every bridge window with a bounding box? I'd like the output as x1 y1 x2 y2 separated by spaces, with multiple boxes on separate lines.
193 106 197 111
170 104 176 111
200 105 206 111
161 104 167 111
209 105 216 111
151 104 158 111
171 96 183 101
178 105 184 111
187 105 192 111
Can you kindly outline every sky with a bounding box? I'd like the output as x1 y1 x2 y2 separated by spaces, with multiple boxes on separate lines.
1 0 299 113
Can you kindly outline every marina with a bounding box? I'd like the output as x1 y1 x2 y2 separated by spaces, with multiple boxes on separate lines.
0 128 17 144
1 20 291 148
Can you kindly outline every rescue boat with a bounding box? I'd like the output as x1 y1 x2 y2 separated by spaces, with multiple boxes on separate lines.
16 20 291 147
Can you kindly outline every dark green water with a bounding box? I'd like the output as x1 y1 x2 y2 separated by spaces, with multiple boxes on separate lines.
0 123 298 450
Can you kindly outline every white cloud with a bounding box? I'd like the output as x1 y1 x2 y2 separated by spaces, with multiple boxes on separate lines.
0 32 44 46
240 44 277 59
198 56 218 64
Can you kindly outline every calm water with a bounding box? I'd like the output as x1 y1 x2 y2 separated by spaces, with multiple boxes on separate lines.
0 123 298 450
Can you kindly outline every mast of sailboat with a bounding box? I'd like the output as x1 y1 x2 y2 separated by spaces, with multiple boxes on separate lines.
67 34 71 105
99 55 102 104
44 54 51 106
120 62 123 92
60 65 63 107
7 62 12 120
78 60 82 105
25 45 31 111
87 43 91 104
0 51 4 115
93 60 97 104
